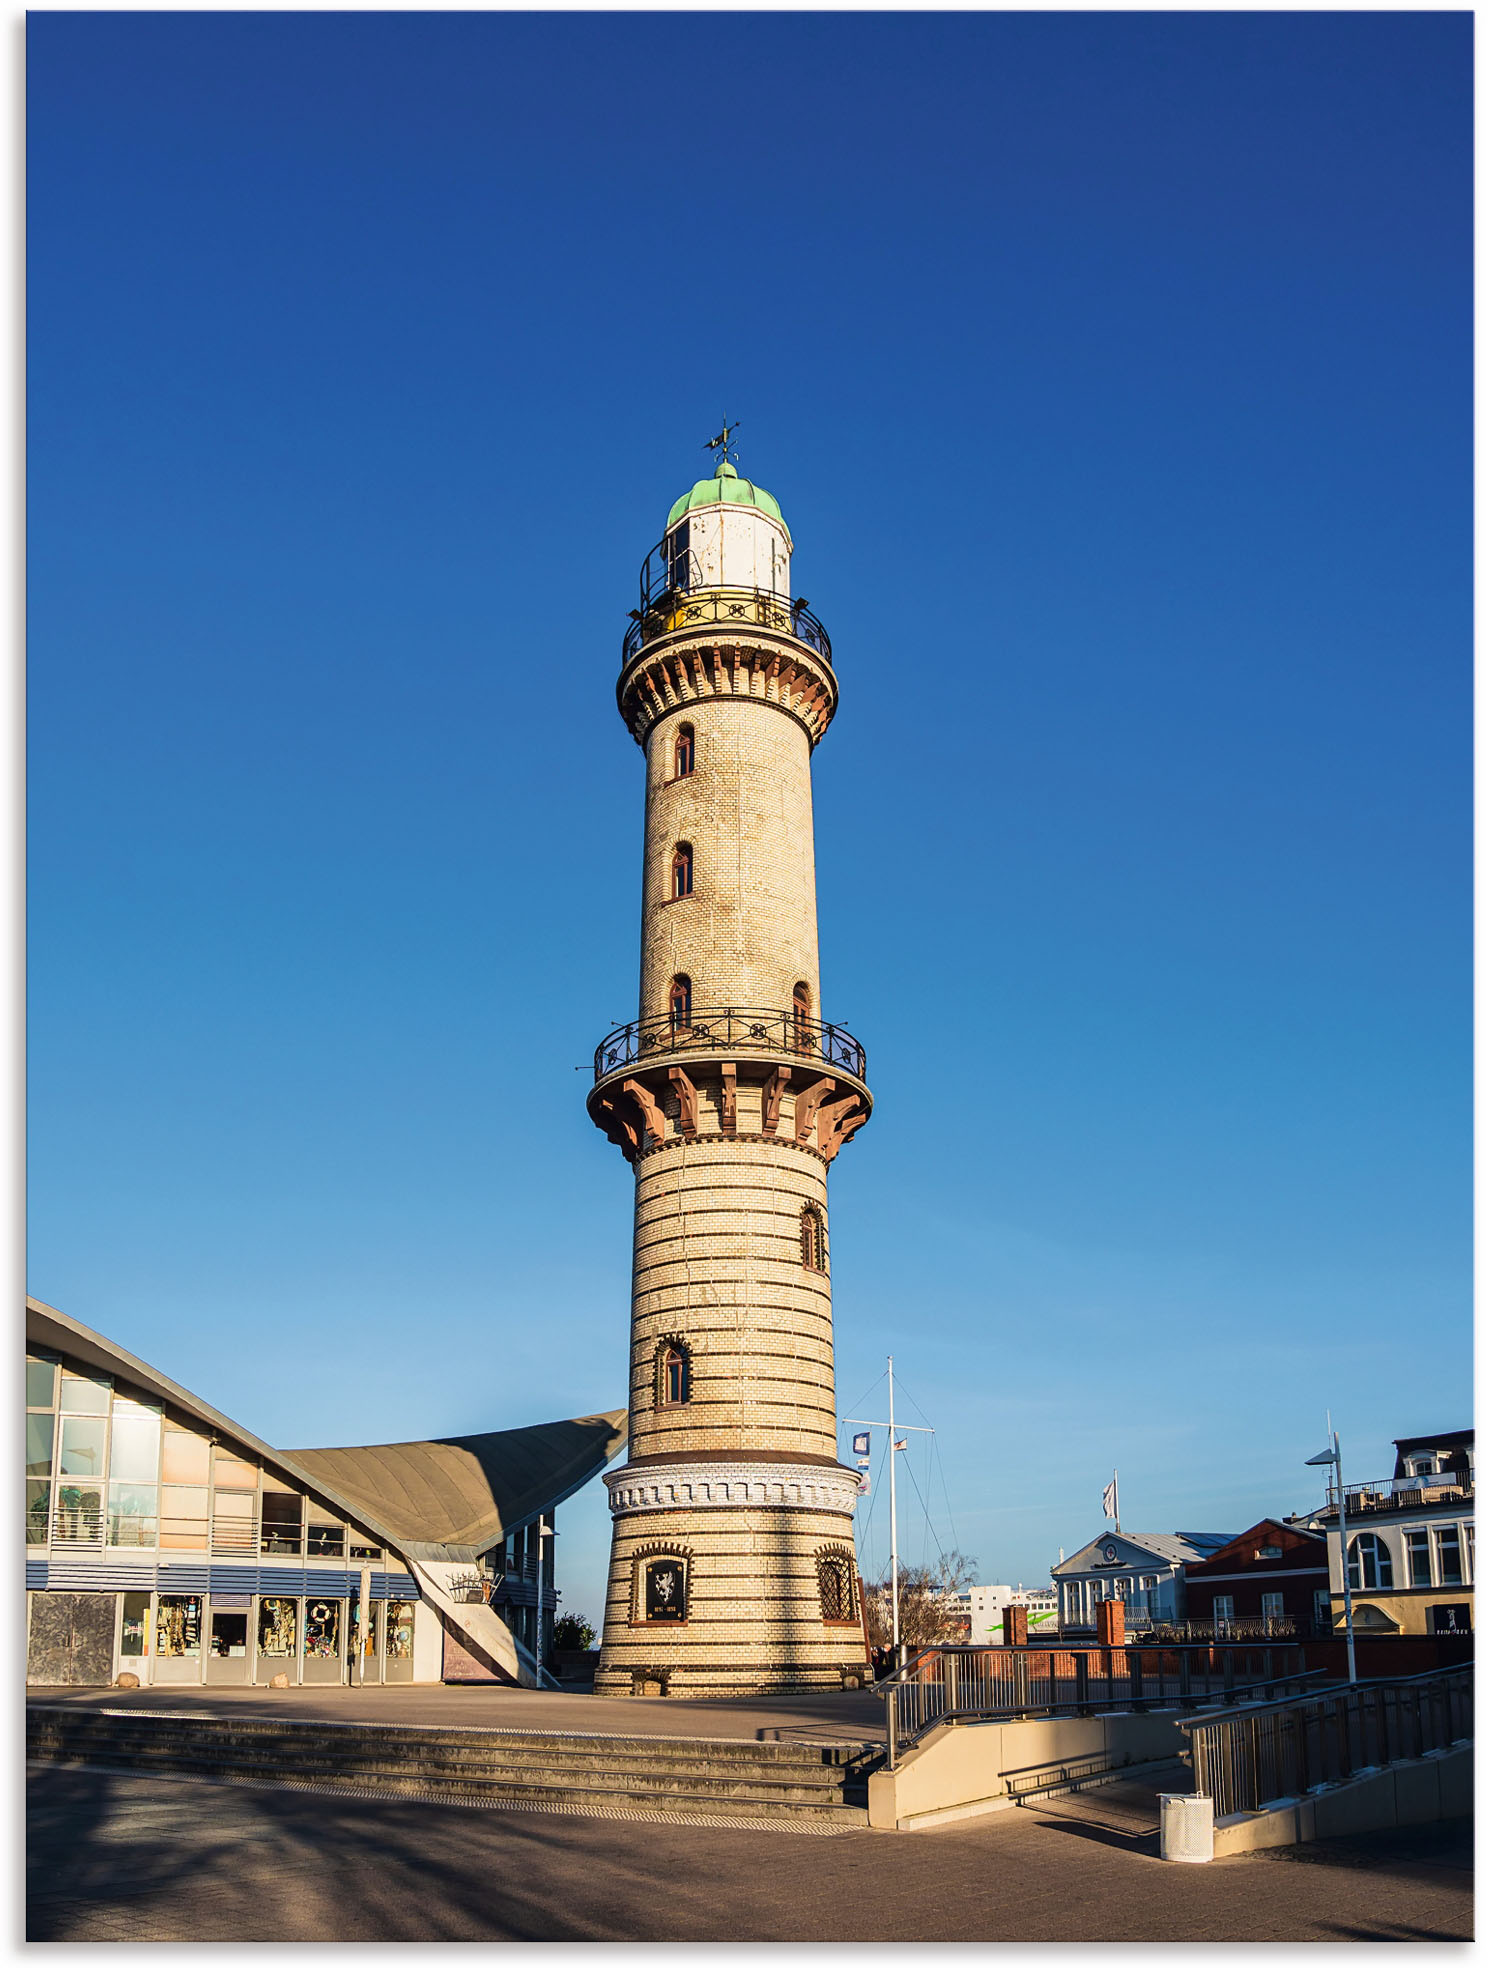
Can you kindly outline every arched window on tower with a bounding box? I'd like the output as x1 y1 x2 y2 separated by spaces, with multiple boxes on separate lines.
674 723 695 779
792 982 812 1051
672 843 693 900
655 1338 691 1408
801 1204 827 1274
668 974 692 1032
816 1547 857 1624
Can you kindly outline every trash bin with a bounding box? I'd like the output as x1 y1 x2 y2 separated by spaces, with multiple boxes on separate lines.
1159 1792 1214 1863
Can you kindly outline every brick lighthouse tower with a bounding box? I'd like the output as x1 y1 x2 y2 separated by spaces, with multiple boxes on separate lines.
587 440 874 1698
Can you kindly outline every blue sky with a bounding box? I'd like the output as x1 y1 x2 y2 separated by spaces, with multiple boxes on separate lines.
28 12 1471 1624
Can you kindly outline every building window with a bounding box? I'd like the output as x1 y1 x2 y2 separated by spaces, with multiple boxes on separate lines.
655 1339 690 1408
792 982 812 1049
817 1548 857 1624
666 521 690 594
1212 1595 1235 1629
157 1594 202 1659
1260 1592 1284 1625
668 974 692 1030
801 1204 827 1273
1347 1532 1394 1591
674 723 695 779
672 844 693 899
638 1552 688 1623
1434 1526 1464 1587
1314 1589 1333 1631
1408 1456 1436 1479
1405 1529 1432 1587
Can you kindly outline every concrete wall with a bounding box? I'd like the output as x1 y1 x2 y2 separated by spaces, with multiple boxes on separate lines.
867 1710 1187 1830
1211 1743 1473 1856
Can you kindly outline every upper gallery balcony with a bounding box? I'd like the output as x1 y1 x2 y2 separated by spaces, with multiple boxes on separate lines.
621 537 832 670
593 1005 867 1086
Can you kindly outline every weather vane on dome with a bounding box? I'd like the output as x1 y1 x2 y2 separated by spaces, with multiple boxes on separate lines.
704 419 741 470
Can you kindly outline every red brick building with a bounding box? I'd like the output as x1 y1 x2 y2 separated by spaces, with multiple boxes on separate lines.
1182 1519 1331 1636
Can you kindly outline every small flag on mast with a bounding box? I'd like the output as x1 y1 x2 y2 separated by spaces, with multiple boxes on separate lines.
851 1432 871 1457
1102 1474 1119 1523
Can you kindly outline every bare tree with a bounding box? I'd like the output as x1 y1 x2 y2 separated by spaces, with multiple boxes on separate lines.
864 1550 978 1652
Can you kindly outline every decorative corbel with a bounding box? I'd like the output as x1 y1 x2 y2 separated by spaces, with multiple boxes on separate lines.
668 1066 699 1141
761 1065 792 1137
718 1062 737 1136
622 1077 667 1147
594 1095 639 1162
792 1075 836 1144
818 1092 865 1162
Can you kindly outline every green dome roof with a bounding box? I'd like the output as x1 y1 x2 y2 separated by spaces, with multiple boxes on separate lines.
667 461 790 541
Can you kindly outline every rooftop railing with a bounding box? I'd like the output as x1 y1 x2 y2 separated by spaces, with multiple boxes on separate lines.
593 1006 866 1083
1322 1473 1474 1516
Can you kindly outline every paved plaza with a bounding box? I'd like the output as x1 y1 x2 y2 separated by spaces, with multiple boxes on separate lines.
27 1759 1471 1942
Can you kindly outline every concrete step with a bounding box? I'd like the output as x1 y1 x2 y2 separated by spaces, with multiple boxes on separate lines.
26 1707 878 1826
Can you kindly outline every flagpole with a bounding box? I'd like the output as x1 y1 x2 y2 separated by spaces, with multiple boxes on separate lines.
888 1354 900 1661
1114 1469 1120 1535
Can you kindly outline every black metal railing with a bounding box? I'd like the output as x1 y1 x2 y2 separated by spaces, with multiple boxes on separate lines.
1320 1473 1474 1518
1181 1665 1473 1819
593 1006 866 1083
873 1641 1328 1770
622 587 833 669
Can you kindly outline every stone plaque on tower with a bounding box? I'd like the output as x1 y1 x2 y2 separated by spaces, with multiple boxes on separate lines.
585 452 874 1697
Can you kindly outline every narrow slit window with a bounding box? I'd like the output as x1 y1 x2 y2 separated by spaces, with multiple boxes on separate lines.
657 1340 690 1407
672 843 693 899
669 974 692 1030
801 1204 827 1273
674 723 695 779
792 982 812 1049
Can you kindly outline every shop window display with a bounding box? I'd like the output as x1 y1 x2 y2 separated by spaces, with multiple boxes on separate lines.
156 1595 202 1658
258 1596 298 1662
120 1591 151 1658
305 1600 341 1659
386 1601 415 1659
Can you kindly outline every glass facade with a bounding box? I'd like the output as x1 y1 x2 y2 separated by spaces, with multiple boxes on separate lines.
26 1341 417 1687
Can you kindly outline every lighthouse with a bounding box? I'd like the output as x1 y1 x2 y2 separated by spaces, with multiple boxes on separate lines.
587 445 874 1697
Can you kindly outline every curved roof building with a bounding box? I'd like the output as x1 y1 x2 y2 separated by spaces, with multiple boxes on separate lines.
25 1295 625 1689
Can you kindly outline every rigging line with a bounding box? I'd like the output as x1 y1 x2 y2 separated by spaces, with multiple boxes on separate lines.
931 1430 962 1555
901 1448 947 1570
841 1368 887 1421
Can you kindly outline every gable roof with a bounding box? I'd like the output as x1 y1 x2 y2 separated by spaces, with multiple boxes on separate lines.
1183 1519 1326 1570
1053 1530 1237 1575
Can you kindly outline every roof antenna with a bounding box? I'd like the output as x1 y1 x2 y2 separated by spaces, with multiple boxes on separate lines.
704 419 740 472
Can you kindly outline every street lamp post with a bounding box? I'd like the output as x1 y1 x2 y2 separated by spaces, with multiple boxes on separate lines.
1306 1429 1357 1685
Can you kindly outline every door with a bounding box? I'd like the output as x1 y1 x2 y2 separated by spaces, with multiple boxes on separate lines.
205 1607 251 1684
26 1591 116 1685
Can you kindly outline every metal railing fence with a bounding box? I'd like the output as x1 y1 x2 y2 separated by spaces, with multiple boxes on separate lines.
622 586 833 668
593 1005 867 1082
873 1642 1326 1770
1180 1665 1473 1819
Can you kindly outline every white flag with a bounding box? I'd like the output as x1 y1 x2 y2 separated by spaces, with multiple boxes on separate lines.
1102 1478 1118 1521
